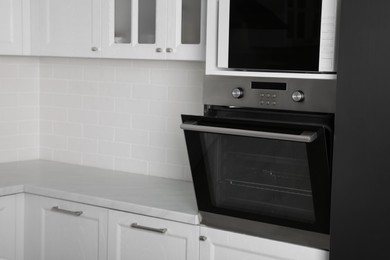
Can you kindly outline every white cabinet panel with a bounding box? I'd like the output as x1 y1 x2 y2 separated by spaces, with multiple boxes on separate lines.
0 0 23 55
24 194 108 260
108 210 199 260
101 0 167 59
0 194 24 260
200 226 329 260
165 0 206 60
31 0 101 57
101 0 205 60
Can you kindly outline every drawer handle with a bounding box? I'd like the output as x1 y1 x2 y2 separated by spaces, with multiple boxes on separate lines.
130 223 167 234
51 206 83 216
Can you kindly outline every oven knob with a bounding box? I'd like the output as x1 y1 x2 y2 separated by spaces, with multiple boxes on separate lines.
232 88 244 99
292 91 305 102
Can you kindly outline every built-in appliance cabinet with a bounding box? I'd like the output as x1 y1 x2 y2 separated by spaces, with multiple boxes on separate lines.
199 226 329 260
24 194 108 260
101 0 206 60
30 0 102 57
29 0 205 60
0 194 24 260
0 0 30 55
108 210 199 260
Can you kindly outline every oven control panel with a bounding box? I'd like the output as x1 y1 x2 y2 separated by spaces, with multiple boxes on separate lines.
204 76 336 113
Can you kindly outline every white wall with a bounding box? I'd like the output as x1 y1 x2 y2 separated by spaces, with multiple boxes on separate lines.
39 58 204 181
0 56 39 162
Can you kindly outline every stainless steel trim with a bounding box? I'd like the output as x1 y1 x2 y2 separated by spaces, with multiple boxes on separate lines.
51 206 83 216
203 75 337 113
200 211 330 250
130 223 168 234
180 122 318 143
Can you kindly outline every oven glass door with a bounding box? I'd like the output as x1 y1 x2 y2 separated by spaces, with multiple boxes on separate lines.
181 114 331 233
225 0 322 72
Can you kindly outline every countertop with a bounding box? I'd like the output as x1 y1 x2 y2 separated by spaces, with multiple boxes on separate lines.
0 160 199 225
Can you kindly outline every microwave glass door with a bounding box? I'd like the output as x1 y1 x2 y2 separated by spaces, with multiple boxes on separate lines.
182 114 331 233
228 0 322 72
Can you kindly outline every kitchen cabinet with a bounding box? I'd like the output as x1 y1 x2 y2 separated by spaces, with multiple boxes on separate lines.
330 1 390 259
0 0 30 55
30 0 101 57
101 0 206 60
199 226 329 260
0 194 24 260
108 210 199 260
24 194 108 260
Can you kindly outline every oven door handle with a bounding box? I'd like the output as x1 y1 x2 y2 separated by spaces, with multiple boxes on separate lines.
180 122 318 143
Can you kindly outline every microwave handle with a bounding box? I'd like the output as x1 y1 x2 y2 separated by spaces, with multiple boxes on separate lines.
180 122 318 143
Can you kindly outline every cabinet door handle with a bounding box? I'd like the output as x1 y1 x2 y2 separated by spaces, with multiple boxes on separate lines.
91 46 100 52
130 223 167 234
156 48 164 53
166 48 173 53
51 206 83 216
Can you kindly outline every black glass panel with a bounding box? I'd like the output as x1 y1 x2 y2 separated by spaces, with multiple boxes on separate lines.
228 0 322 72
202 133 315 223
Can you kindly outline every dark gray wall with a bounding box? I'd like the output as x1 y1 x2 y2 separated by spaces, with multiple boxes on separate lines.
331 0 390 259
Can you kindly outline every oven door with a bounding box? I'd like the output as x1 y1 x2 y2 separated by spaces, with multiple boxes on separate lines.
181 114 331 237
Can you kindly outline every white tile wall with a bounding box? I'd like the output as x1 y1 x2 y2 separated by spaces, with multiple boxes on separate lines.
39 58 204 181
0 56 40 163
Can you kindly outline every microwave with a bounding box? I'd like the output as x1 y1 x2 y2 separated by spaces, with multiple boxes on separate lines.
206 0 340 78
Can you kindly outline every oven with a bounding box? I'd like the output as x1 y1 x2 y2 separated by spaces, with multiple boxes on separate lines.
181 76 336 250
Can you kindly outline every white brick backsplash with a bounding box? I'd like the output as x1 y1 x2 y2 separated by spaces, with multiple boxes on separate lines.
132 115 166 132
83 96 116 111
132 145 166 163
99 112 131 127
68 109 99 124
83 125 115 141
0 56 203 181
83 153 114 170
52 122 82 137
99 83 132 98
114 158 148 175
116 98 149 114
98 141 131 157
53 150 82 164
68 81 99 95
115 128 148 145
0 57 39 163
84 66 116 82
116 67 150 83
68 138 98 153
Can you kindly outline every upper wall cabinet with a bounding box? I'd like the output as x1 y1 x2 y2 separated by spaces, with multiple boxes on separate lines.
0 0 30 55
101 0 206 61
31 0 102 57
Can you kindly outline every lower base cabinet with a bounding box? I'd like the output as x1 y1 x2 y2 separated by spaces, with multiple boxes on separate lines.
24 194 108 260
108 210 199 260
0 194 24 260
1 193 330 260
199 226 329 260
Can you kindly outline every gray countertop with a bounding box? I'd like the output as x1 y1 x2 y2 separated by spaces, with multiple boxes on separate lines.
0 160 199 225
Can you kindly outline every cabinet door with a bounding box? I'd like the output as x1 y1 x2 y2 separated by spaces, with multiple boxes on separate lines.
108 210 199 260
200 226 329 260
24 194 108 260
31 0 101 57
0 0 23 55
101 0 167 59
0 194 24 260
166 0 206 61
